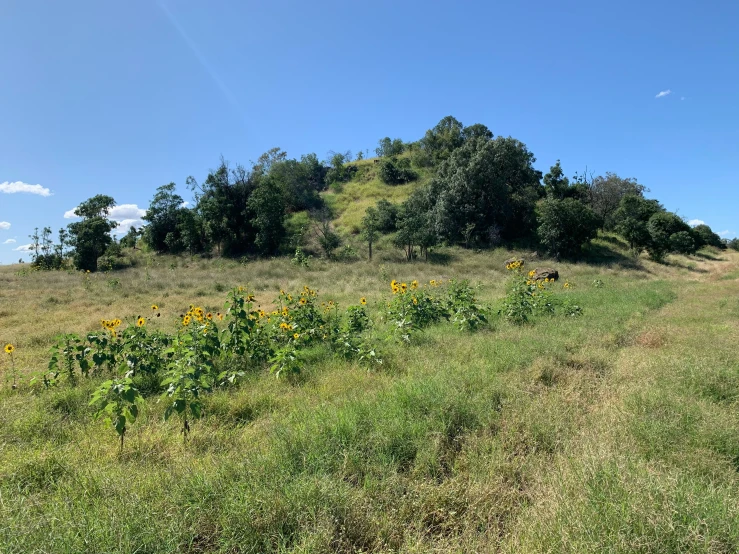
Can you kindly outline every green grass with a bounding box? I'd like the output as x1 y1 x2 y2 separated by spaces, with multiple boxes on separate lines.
0 246 737 552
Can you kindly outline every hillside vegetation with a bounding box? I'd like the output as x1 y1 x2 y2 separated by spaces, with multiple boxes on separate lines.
1 239 737 553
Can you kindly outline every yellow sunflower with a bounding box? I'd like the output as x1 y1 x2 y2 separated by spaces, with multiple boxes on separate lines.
151 304 158 311
360 297 367 305
182 315 191 326
4 344 14 354
293 333 299 340
137 317 146 327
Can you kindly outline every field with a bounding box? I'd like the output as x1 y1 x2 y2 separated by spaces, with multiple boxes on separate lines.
0 240 738 553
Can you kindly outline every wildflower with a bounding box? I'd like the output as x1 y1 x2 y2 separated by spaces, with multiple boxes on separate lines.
280 289 286 295
258 310 266 318
360 297 367 305
4 344 14 354
151 304 158 311
182 315 191 326
528 270 536 278
114 319 122 327
430 279 437 286
401 283 407 293
299 298 307 305
206 312 213 320
293 333 299 340
564 282 571 289
282 308 289 316
137 317 146 327
287 295 293 301
271 310 278 316
217 313 223 321
413 297 418 305
411 280 418 290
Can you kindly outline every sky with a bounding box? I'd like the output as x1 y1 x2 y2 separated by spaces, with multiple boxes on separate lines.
1 0 738 263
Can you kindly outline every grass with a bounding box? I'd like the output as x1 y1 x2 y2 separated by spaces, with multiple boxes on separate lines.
0 243 737 553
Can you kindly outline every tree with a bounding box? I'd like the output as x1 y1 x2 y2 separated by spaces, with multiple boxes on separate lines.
646 211 693 260
143 183 186 253
375 137 405 158
247 176 286 255
613 194 663 251
428 136 543 244
120 226 141 249
375 199 398 232
324 152 354 185
268 157 324 213
589 173 646 229
378 157 417 185
670 231 696 255
312 208 341 259
360 207 380 260
393 189 436 261
414 116 465 166
543 160 570 200
461 123 493 142
536 198 602 259
691 224 723 249
67 195 118 271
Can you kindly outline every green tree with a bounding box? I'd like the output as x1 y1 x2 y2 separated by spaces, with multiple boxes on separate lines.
361 206 380 260
589 173 647 229
691 224 723 249
393 189 436 261
429 136 542 243
312 208 341 259
536 198 602 259
247 176 286 255
543 160 570 199
375 137 405 157
120 226 141 249
375 199 398 233
670 231 696 255
67 195 118 271
143 183 186 253
378 157 417 185
613 194 663 251
415 115 465 166
646 212 693 260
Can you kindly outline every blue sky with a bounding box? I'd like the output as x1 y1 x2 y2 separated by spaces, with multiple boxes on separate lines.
1 0 737 263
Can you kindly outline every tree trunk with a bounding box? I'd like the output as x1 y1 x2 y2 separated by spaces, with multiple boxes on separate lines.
368 241 372 261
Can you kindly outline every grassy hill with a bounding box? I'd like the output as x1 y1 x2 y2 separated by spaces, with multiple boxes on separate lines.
0 242 737 552
324 156 433 234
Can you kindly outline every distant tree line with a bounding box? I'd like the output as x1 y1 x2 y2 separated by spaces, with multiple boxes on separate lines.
26 115 731 271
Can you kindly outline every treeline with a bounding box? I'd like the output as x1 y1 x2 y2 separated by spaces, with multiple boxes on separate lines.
27 116 732 271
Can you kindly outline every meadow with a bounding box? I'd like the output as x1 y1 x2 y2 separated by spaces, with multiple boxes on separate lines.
0 239 737 553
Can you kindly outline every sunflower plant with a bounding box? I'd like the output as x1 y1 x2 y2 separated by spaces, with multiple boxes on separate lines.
89 371 143 454
4 343 18 389
48 333 90 382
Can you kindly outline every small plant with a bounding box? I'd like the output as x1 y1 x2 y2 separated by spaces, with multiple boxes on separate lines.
89 372 143 454
4 343 18 389
592 279 604 288
446 280 489 331
500 268 556 325
291 246 310 268
48 334 90 382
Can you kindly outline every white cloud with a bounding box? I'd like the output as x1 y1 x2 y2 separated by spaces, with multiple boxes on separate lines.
688 219 705 226
0 221 10 230
0 181 52 196
64 203 147 221
181 201 190 207
718 230 734 237
13 243 34 252
655 89 672 98
3 238 16 244
113 218 145 235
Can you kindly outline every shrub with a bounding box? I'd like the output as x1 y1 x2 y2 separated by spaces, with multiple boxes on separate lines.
536 198 602 258
669 231 696 255
378 157 417 185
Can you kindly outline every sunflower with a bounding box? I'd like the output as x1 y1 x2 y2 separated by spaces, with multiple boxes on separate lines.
413 297 418 305
293 333 299 340
400 283 408 293
4 344 14 354
360 297 367 305
429 279 437 286
299 298 307 305
410 280 418 290
217 313 223 321
206 313 213 320
182 315 191 326
114 319 122 327
151 304 158 311
137 317 146 327
258 310 266 318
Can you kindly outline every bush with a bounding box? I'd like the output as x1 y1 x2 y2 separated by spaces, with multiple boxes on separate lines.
378 157 417 185
536 198 602 258
375 200 398 233
646 212 692 260
669 231 696 255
